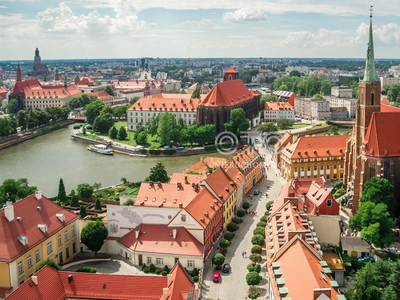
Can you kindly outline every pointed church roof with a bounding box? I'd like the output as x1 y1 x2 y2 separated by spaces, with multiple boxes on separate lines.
363 8 377 81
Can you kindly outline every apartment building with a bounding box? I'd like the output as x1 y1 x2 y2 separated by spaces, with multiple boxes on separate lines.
263 101 295 122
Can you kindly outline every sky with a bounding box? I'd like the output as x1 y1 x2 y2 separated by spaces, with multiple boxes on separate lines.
0 0 400 60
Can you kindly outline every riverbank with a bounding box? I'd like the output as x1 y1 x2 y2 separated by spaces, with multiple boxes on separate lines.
0 119 76 151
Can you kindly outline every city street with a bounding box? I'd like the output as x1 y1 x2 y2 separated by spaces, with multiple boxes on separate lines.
200 139 286 300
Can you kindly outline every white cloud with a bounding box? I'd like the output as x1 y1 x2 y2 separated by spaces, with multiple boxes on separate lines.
223 8 267 23
0 13 29 26
180 19 219 28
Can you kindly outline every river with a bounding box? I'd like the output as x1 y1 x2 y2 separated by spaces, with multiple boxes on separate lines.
0 125 226 197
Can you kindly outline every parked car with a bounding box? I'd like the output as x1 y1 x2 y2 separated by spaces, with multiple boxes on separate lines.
384 247 398 254
222 264 230 273
213 272 221 283
254 190 259 195
358 256 375 262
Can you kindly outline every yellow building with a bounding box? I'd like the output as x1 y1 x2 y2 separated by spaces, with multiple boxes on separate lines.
0 192 79 297
279 135 348 181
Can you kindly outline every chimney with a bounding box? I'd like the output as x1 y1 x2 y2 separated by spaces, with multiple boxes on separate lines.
184 176 188 184
167 274 173 286
135 229 140 239
68 275 72 284
172 229 177 239
179 202 183 208
4 202 14 222
35 191 42 200
163 287 169 300
31 276 38 286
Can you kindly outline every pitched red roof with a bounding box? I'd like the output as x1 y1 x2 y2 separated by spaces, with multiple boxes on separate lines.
0 193 79 262
88 92 113 99
200 79 257 107
183 157 227 175
204 168 236 202
11 79 81 99
166 262 196 300
225 67 238 73
264 101 294 111
169 173 207 185
364 112 400 157
118 224 203 257
380 98 400 112
128 94 200 113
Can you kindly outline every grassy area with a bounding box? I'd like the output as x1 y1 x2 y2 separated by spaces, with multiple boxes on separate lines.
291 123 311 129
81 133 104 141
306 123 328 130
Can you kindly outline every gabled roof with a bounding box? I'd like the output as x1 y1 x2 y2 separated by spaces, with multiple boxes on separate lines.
224 159 245 186
183 157 227 175
170 173 207 185
128 94 200 113
264 101 294 111
204 168 236 202
11 79 81 99
118 224 203 257
0 193 79 262
88 92 113 99
165 261 196 300
200 79 257 107
364 112 400 157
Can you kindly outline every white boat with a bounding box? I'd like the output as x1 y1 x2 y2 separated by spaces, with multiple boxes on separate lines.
87 144 114 155
129 153 147 158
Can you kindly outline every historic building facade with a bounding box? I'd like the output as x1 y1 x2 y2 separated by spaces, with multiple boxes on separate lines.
343 14 400 215
196 67 260 134
31 48 48 77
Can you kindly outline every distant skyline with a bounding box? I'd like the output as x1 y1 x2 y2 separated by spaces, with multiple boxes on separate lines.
0 0 400 61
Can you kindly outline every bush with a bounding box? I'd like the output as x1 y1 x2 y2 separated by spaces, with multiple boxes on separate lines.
191 268 199 277
192 276 199 282
248 286 260 299
155 269 162 274
35 259 61 272
232 217 241 224
227 222 238 232
143 267 150 273
219 240 230 248
251 234 265 246
161 271 168 276
73 124 81 129
140 149 148 154
123 198 135 206
211 253 225 266
249 254 262 263
253 227 265 238
163 265 170 273
242 202 250 210
224 232 234 241
264 211 269 216
141 263 146 270
326 120 333 125
251 245 262 254
246 272 261 286
260 215 268 222
204 145 216 152
149 149 161 155
247 263 261 273
257 221 266 228
75 267 96 273
265 201 274 211
86 125 93 130
149 263 156 273
162 149 176 155
237 209 246 218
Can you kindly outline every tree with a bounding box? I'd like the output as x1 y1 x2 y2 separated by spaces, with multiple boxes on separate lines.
149 162 169 183
109 125 118 139
77 183 94 198
195 124 215 145
246 272 261 286
93 114 114 135
57 178 68 203
237 209 246 219
224 232 234 241
251 234 265 246
168 128 181 145
35 259 61 272
95 198 102 210
349 201 393 248
227 222 238 232
79 205 87 218
242 202 250 210
104 85 115 96
136 131 148 145
277 117 293 129
130 96 140 105
92 182 102 190
7 99 18 114
211 253 225 267
247 263 261 273
114 105 128 120
16 110 27 130
191 86 201 99
70 194 80 207
84 100 105 125
327 125 339 135
157 112 173 145
251 245 262 254
313 94 323 99
360 178 395 215
0 178 37 206
289 70 301 77
219 240 230 248
249 254 262 263
117 126 127 140
81 220 108 256
387 84 400 104
224 108 249 137
100 106 114 116
258 122 277 133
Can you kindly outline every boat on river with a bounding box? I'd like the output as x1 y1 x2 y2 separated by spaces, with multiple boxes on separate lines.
87 144 114 155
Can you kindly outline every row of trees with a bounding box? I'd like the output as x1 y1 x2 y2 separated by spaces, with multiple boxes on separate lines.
0 178 37 206
272 75 335 96
84 100 129 125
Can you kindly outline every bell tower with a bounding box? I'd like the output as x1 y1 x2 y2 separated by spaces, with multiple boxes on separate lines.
16 63 21 82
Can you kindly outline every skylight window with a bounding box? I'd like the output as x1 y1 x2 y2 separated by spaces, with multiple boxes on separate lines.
163 198 166 203
152 197 156 202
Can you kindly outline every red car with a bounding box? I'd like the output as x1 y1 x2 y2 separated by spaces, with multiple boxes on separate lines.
213 272 221 283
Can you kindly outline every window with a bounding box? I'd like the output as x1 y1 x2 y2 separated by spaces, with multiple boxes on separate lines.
156 258 163 265
314 166 317 171
47 241 53 255
326 174 330 180
65 230 69 242
294 167 297 172
301 167 304 171
58 234 62 246
18 260 24 275
187 260 195 268
308 166 310 171
71 225 76 237
27 255 33 269
327 199 332 207
321 165 323 170
35 249 40 262
66 247 70 259
72 242 76 254
147 257 152 264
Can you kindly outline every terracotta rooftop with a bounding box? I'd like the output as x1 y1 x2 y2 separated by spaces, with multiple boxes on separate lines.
170 173 207 185
224 159 245 186
0 193 79 262
118 224 203 257
204 168 236 203
11 79 81 99
128 93 200 113
183 157 227 175
264 101 294 111
364 112 400 157
88 92 113 99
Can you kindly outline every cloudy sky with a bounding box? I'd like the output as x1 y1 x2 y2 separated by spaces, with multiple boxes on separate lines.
0 0 400 60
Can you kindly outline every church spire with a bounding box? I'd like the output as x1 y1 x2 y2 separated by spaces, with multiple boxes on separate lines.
363 5 376 81
16 63 21 82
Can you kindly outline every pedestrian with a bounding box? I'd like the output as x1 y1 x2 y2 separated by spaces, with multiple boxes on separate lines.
242 251 244 257
244 251 247 257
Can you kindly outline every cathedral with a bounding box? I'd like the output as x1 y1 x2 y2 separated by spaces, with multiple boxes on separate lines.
31 48 48 77
343 12 400 215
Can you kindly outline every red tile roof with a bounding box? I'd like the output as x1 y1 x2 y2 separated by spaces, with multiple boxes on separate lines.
128 94 200 113
88 92 113 100
381 101 400 112
224 159 245 186
200 79 257 107
0 193 79 262
166 262 196 300
170 173 207 185
284 135 348 159
183 157 227 175
11 79 81 99
118 224 203 257
364 112 400 157
204 168 236 202
264 101 294 111
225 67 238 73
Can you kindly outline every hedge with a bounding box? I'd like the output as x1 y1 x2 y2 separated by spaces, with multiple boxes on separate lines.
204 145 216 152
140 149 147 154
162 149 176 155
149 149 161 155
75 266 96 273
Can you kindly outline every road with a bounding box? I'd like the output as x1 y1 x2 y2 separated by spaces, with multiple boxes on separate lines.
200 138 287 300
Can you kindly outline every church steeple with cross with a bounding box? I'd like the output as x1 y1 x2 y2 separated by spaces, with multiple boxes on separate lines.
363 5 376 81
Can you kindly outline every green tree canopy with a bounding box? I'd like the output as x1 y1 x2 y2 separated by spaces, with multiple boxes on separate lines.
191 86 201 99
387 84 400 104
57 178 68 203
149 162 169 183
84 100 105 125
277 117 293 129
77 183 94 198
7 99 18 114
129 96 141 105
136 131 148 145
211 253 225 266
157 112 174 145
93 114 114 135
16 110 27 130
70 194 80 207
104 85 115 96
81 220 108 256
117 126 127 140
258 122 277 133
360 177 395 215
289 70 301 77
0 178 37 206
35 259 61 272
246 272 261 286
79 205 87 218
95 198 102 210
114 105 128 120
109 125 118 139
224 108 249 137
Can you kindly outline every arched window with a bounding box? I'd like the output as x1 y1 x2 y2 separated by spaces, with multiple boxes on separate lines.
369 162 375 179
371 90 375 105
228 75 232 81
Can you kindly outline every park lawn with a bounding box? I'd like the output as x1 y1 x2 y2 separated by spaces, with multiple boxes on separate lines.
291 123 311 129
81 133 104 141
306 123 328 130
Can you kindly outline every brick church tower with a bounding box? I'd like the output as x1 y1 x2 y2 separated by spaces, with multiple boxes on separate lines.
224 67 239 81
